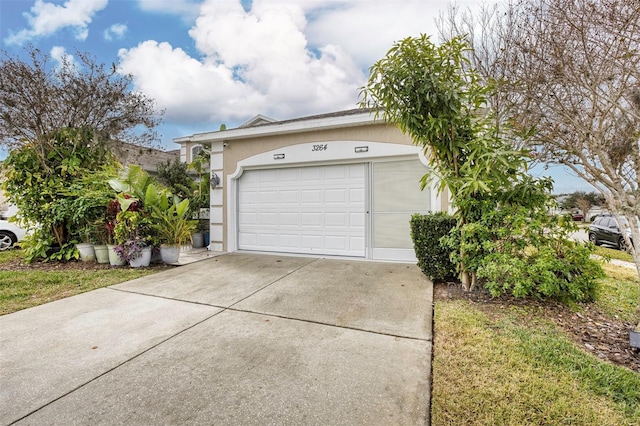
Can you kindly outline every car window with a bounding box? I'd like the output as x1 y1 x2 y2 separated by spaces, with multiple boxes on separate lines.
593 218 604 226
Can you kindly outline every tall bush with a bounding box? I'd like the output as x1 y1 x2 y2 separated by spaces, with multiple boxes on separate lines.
410 212 457 282
1 127 117 261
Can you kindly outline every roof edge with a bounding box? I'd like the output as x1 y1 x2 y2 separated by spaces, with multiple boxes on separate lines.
174 109 380 144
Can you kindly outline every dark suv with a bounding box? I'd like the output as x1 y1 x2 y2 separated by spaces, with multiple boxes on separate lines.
588 215 634 250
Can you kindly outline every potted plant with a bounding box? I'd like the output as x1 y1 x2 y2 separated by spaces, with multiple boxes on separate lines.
114 239 152 268
191 219 208 248
104 199 125 266
151 196 197 264
90 218 111 264
113 207 153 267
75 225 96 262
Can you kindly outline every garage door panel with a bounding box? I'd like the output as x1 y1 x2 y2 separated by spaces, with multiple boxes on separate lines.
260 213 278 225
302 190 322 204
300 167 322 180
238 164 366 257
325 236 348 250
258 233 278 247
350 188 365 203
325 189 346 203
279 190 298 204
279 168 299 182
279 212 299 226
350 212 365 228
325 212 346 227
301 212 322 227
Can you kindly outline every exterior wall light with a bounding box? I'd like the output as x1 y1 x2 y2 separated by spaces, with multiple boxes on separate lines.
210 171 220 189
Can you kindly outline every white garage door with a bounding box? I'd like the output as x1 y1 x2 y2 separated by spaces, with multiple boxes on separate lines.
238 164 366 256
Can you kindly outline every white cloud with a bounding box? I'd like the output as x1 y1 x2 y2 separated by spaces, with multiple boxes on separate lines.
118 40 264 123
304 0 482 70
5 0 108 45
119 0 363 125
119 0 482 129
136 0 202 23
104 23 127 41
50 45 76 68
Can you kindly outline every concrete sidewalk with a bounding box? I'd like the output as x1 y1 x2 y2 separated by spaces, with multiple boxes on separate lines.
0 253 433 425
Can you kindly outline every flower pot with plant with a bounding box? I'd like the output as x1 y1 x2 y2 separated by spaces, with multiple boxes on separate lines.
152 196 197 264
91 218 112 264
113 204 153 266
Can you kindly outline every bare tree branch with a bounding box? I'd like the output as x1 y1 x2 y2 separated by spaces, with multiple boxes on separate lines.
0 46 163 152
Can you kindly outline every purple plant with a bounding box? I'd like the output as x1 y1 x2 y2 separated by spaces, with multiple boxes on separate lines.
114 239 148 262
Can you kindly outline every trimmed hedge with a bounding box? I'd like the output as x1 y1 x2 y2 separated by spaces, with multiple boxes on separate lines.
410 212 457 282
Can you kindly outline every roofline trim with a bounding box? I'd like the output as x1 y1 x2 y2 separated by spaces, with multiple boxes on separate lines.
174 110 378 144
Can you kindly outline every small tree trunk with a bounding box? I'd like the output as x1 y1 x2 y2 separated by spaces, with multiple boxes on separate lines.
469 272 477 291
461 270 471 291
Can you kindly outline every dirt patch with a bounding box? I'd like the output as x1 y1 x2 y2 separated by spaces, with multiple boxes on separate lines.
434 282 640 374
0 257 176 272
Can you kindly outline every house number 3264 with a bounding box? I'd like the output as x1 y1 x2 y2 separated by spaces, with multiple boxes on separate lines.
312 144 328 152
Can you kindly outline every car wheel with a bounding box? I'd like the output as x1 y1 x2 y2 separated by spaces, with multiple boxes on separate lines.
0 231 16 251
588 233 599 246
618 237 627 251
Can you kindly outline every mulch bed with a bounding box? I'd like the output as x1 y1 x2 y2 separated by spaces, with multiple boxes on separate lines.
0 257 176 272
434 282 640 374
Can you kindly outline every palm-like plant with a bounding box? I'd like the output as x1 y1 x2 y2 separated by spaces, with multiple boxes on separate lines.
151 196 197 246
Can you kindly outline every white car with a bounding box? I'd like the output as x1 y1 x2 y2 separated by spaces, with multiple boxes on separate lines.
0 220 26 250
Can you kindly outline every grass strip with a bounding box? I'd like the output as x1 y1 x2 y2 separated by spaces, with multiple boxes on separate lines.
595 264 639 323
432 300 640 425
0 268 156 315
594 246 634 263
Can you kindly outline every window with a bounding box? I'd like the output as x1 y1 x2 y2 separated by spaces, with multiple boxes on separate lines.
191 145 203 160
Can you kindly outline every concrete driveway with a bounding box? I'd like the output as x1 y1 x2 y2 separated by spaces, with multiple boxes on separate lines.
0 253 433 425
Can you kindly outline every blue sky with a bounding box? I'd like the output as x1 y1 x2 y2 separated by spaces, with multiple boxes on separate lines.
0 0 594 193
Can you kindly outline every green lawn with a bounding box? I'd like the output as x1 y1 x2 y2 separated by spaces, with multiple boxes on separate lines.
432 263 640 425
594 246 635 263
0 250 160 315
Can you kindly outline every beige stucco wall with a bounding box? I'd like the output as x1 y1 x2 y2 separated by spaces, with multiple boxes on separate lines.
218 123 415 250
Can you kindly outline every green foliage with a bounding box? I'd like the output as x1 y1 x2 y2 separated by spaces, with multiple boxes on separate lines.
362 35 603 303
151 196 197 246
156 158 195 200
410 212 457 282
1 127 117 262
113 210 152 245
361 34 550 290
559 191 604 211
157 157 209 217
479 241 604 302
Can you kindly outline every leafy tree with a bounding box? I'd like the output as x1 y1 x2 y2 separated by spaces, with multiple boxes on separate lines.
1 128 118 261
559 191 605 220
360 34 602 301
156 158 196 200
156 157 209 219
438 0 640 301
0 46 162 158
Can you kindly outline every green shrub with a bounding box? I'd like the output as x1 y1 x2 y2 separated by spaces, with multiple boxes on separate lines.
478 239 604 302
410 212 457 282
